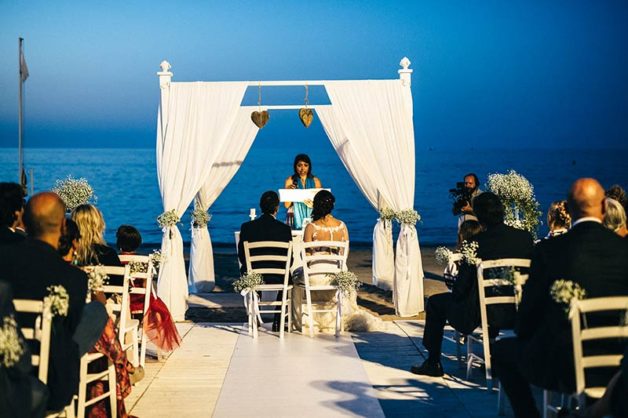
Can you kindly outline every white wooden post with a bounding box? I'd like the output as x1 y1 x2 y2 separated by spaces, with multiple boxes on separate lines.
398 57 413 87
157 60 173 122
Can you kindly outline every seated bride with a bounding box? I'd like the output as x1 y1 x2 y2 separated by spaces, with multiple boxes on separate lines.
293 190 382 332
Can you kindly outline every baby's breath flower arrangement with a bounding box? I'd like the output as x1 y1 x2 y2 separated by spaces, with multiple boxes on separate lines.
233 272 264 293
551 279 586 314
395 209 421 226
192 208 212 228
151 249 164 274
434 246 454 266
87 266 109 292
329 271 361 296
44 285 69 317
157 209 180 229
487 170 542 237
52 175 96 211
129 261 148 274
460 240 480 266
379 208 396 222
0 315 24 368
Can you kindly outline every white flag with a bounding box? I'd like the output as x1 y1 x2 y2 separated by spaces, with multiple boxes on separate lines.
20 42 29 82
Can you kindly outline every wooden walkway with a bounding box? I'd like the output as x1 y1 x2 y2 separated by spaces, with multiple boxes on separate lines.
126 321 517 417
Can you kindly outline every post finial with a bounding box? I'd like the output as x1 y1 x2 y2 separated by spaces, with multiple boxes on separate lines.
398 57 413 88
157 60 173 89
400 57 411 70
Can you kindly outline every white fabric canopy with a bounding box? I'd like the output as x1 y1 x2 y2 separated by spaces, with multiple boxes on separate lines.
156 81 248 320
316 79 424 316
189 108 259 292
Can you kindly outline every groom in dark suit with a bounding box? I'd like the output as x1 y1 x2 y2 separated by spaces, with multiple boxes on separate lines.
237 191 292 331
411 192 534 377
493 178 628 418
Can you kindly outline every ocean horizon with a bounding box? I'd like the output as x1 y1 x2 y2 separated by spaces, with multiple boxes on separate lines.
1 145 625 247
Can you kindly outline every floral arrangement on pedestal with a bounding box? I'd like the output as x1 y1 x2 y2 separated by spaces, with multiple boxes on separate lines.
487 170 541 237
0 315 24 367
52 175 96 211
44 285 69 318
233 272 264 293
550 279 586 314
328 271 361 296
191 208 212 228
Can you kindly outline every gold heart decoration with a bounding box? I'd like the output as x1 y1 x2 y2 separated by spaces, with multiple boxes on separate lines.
299 108 314 128
251 110 269 129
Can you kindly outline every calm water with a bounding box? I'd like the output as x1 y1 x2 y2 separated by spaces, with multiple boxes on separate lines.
0 145 625 246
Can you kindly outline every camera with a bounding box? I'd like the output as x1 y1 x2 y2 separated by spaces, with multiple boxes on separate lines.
450 182 473 215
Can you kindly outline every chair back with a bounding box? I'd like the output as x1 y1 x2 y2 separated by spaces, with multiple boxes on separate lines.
243 241 292 286
119 254 155 315
570 296 628 401
100 265 132 345
300 240 349 280
12 299 53 383
476 258 531 310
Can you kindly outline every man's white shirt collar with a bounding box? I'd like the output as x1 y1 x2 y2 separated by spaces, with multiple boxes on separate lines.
571 217 602 228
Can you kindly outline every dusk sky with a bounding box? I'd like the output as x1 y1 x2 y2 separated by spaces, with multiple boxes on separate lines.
1 1 627 149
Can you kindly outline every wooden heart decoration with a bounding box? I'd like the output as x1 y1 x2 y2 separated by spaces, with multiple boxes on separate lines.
299 108 314 128
251 110 269 128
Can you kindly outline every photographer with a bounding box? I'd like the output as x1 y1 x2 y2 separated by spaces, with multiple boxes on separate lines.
450 173 481 228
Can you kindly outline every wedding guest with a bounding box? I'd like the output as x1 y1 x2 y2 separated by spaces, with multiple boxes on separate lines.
71 204 123 282
453 173 482 230
0 182 26 245
116 224 181 353
493 178 628 418
0 192 108 412
545 200 570 238
284 154 322 229
238 191 292 331
603 197 628 238
411 192 533 377
443 219 482 290
605 184 627 214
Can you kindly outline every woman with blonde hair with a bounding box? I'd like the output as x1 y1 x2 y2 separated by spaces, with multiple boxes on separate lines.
604 198 628 238
546 200 571 238
71 204 122 271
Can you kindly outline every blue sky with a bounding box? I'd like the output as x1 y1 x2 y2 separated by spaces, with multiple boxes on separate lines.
1 1 627 149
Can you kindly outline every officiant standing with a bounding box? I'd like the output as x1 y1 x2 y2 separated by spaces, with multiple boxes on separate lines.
284 154 322 229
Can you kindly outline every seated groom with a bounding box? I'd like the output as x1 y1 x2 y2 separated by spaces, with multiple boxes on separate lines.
411 192 534 377
237 190 292 331
492 178 628 418
0 192 108 412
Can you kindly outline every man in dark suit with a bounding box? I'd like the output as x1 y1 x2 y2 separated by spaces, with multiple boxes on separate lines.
237 191 292 331
0 182 26 246
493 178 628 418
411 192 534 377
0 192 108 412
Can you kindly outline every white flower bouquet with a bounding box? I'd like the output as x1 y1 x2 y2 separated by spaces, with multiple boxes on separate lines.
87 265 109 292
395 209 421 226
329 270 361 296
151 249 164 274
460 240 480 266
434 246 454 266
157 209 180 229
550 279 586 314
52 175 96 211
379 208 396 222
44 285 69 317
192 208 212 228
0 315 24 368
233 272 264 293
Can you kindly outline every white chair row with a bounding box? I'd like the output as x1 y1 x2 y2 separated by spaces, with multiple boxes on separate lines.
242 240 349 339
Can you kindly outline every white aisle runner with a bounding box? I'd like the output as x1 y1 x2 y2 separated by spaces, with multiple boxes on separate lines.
213 330 386 418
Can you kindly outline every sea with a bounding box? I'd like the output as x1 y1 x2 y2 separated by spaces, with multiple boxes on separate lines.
0 144 625 248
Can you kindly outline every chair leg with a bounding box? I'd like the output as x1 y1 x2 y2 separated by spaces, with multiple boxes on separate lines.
287 295 292 334
305 287 314 338
108 361 117 418
132 327 140 367
139 328 148 367
543 390 551 418
455 331 462 368
77 357 88 418
497 381 506 416
483 333 493 391
279 295 286 339
466 338 474 380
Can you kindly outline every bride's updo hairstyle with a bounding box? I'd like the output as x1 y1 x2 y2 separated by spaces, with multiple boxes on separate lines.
312 190 335 221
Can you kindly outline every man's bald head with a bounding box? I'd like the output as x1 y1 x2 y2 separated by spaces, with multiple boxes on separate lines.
567 178 606 221
23 192 66 240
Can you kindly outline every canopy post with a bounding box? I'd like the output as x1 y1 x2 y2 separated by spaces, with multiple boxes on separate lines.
157 60 173 120
398 57 412 88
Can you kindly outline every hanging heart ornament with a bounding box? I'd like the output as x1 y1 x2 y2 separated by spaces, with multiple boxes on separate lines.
299 108 314 128
251 110 269 128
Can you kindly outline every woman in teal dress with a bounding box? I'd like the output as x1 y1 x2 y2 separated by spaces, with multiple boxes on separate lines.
284 154 322 229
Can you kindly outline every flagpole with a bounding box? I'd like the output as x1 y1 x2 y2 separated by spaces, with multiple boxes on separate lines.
18 37 23 184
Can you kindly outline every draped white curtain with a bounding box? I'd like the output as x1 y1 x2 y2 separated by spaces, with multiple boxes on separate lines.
156 82 248 320
189 108 259 292
316 80 424 316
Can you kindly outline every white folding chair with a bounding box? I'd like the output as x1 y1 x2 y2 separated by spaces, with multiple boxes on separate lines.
295 240 349 338
243 241 293 338
100 265 139 367
13 299 77 418
466 258 530 392
76 350 117 418
118 254 155 366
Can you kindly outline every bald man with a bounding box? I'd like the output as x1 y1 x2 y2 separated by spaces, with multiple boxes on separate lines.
0 192 107 412
492 179 628 418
